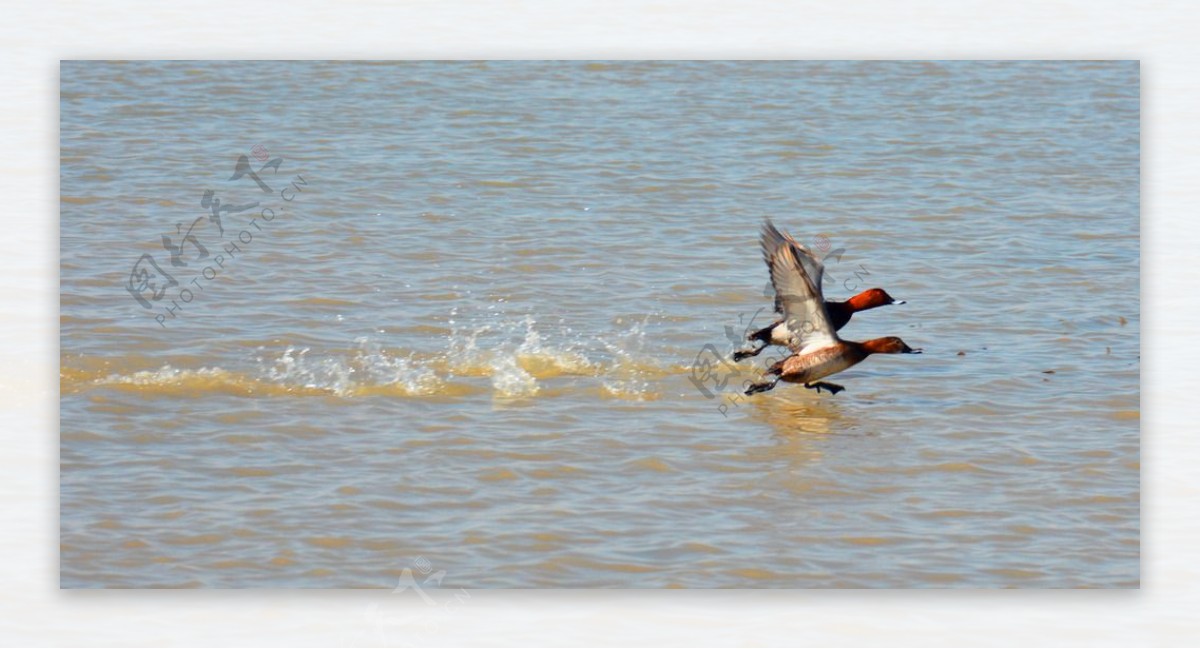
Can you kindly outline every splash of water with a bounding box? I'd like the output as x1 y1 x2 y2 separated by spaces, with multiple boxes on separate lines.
70 316 677 400
258 339 443 397
599 316 662 401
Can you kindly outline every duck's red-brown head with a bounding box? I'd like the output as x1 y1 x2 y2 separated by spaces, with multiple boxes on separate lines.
861 336 921 355
847 288 905 312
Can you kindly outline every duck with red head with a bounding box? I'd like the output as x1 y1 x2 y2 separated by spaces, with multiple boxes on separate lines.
734 286 906 361
858 336 920 355
747 335 922 396
836 287 905 322
742 221 921 396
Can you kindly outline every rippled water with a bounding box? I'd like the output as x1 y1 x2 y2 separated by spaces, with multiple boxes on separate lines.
60 61 1139 588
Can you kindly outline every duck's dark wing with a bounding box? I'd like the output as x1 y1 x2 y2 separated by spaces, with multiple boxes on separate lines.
761 220 824 312
760 220 837 353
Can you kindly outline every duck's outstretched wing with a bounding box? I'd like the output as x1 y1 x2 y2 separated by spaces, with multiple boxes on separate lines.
760 220 837 354
760 220 824 313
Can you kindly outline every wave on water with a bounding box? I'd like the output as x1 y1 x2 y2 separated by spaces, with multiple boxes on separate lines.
63 317 681 400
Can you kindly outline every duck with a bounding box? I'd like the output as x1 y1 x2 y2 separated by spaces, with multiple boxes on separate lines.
733 287 904 361
744 220 920 396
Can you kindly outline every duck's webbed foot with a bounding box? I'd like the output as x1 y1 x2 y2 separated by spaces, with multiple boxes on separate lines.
805 381 845 395
744 378 779 395
732 345 765 362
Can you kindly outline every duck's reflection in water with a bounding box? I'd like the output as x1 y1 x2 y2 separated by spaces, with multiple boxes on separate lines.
738 394 871 507
735 388 848 433
711 392 852 471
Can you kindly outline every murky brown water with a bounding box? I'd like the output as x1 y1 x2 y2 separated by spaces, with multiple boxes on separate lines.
60 61 1139 587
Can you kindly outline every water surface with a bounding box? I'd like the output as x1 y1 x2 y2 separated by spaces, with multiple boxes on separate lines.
60 61 1139 588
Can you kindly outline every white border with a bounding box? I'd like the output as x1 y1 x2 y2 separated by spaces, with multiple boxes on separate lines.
6 0 1195 645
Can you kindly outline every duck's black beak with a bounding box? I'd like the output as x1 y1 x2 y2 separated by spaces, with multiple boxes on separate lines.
891 299 907 305
902 344 921 354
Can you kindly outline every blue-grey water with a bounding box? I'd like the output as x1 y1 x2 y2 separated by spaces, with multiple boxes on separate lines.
60 61 1139 588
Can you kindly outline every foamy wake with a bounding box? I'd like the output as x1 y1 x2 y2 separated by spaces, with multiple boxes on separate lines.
599 318 656 400
263 316 663 399
260 338 443 397
85 317 669 400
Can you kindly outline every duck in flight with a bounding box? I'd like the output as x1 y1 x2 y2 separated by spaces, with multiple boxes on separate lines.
733 287 904 361
744 220 920 396
733 225 904 361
